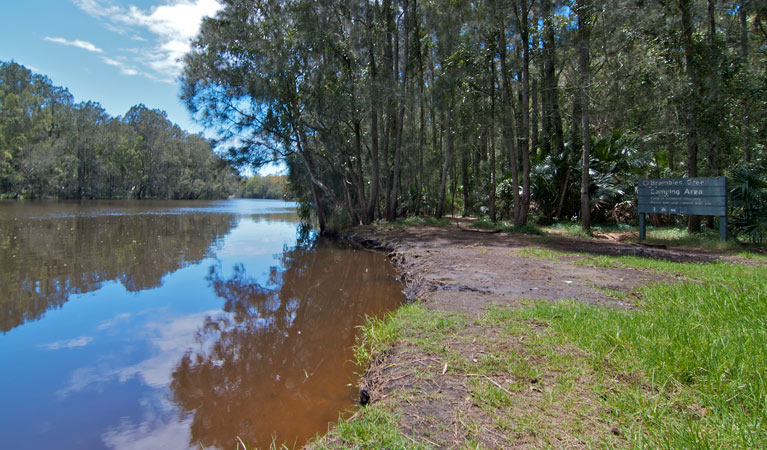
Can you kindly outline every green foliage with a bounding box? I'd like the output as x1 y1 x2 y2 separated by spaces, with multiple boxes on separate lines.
728 162 767 244
180 0 767 232
0 61 240 199
241 175 288 200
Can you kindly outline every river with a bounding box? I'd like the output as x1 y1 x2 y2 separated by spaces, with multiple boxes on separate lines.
0 199 403 450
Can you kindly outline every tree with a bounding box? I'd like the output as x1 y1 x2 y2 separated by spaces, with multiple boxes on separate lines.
177 0 767 232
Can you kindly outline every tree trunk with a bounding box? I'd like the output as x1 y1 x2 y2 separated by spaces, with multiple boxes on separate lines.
489 59 497 222
354 120 369 224
741 2 751 162
413 0 424 216
707 0 721 179
578 0 591 231
382 0 394 221
541 0 565 159
499 19 521 225
680 0 701 234
436 108 453 219
516 0 531 226
389 0 409 221
462 141 471 216
366 2 380 223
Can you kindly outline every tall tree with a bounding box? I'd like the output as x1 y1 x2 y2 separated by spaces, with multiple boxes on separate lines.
578 0 592 231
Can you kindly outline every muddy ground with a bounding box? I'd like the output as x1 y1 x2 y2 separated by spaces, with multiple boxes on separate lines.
333 219 748 449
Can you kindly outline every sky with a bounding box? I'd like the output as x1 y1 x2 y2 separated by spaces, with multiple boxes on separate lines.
0 0 222 135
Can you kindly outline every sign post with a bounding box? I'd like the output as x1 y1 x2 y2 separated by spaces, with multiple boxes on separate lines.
637 177 727 241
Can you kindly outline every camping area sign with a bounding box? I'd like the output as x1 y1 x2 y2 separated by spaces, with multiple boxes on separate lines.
637 176 727 241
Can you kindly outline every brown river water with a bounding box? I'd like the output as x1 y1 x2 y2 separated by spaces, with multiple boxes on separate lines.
0 199 403 450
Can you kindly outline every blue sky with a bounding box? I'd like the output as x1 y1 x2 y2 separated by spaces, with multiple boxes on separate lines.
0 0 222 135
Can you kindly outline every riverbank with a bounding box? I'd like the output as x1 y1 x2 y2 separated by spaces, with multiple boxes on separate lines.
309 219 767 449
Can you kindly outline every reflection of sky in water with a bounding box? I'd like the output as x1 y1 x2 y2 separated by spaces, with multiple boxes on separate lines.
0 201 300 450
18 199 299 220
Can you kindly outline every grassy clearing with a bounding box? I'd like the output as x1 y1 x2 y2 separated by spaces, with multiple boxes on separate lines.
468 218 544 235
736 251 767 261
543 222 632 238
516 247 564 261
514 257 767 448
639 226 740 250
379 216 452 229
543 222 755 251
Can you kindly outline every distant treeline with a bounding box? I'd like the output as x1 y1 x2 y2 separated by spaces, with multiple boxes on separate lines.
240 175 290 200
0 61 240 199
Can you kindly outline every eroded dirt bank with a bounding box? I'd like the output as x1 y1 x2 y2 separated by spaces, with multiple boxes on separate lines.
313 220 746 449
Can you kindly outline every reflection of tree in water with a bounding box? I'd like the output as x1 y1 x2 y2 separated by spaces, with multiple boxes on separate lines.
0 212 237 333
170 239 403 449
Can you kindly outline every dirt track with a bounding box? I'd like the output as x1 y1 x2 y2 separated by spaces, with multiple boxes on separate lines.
345 219 730 312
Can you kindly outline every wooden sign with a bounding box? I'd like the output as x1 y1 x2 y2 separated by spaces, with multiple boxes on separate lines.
636 177 727 241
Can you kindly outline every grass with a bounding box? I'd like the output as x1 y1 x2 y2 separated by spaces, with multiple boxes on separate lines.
516 247 564 261
736 251 767 261
468 218 544 235
545 222 751 251
354 303 468 366
314 246 766 449
514 257 767 448
312 405 431 450
639 226 739 250
378 216 764 254
378 216 451 229
543 221 632 238
325 302 620 448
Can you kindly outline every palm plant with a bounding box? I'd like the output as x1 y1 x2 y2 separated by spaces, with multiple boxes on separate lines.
728 163 767 244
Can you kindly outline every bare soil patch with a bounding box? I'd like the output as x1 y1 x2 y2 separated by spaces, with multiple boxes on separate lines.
345 219 732 311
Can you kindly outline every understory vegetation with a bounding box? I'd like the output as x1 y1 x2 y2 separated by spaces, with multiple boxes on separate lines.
314 252 767 449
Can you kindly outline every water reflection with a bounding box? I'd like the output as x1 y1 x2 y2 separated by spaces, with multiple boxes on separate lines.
171 239 403 449
0 200 403 450
0 207 237 333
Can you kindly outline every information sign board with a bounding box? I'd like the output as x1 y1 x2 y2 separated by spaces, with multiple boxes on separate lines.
636 177 727 241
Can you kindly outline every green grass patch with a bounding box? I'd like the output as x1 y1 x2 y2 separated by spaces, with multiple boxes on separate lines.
543 222 599 238
515 247 563 261
311 405 431 450
469 219 543 235
543 222 755 251
639 226 739 250
736 251 767 262
515 258 767 448
379 216 452 229
355 303 468 366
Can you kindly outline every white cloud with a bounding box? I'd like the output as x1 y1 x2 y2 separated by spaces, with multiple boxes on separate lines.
56 310 220 398
41 336 94 350
74 0 223 81
102 57 140 76
73 0 123 18
44 36 103 53
102 415 196 450
97 312 133 330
